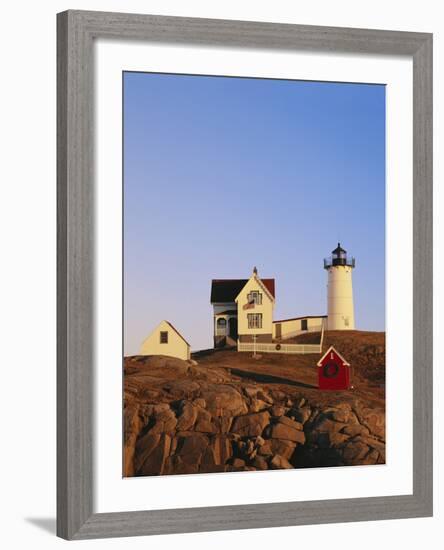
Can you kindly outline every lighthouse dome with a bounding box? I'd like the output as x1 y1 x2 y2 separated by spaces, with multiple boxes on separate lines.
332 242 347 256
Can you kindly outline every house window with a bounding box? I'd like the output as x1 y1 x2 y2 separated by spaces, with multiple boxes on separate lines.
217 318 227 327
247 290 262 305
301 319 308 331
160 331 168 344
248 313 263 329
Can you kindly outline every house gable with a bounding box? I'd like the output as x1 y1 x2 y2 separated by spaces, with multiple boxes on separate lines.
234 275 275 304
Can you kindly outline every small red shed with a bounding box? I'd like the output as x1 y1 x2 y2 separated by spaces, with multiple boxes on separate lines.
317 346 351 390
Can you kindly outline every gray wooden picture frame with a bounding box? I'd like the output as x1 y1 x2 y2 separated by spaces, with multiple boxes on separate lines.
57 9 433 540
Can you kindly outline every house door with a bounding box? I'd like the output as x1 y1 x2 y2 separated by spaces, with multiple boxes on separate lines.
229 317 238 339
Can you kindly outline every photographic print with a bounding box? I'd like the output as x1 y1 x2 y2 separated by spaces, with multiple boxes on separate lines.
123 72 386 477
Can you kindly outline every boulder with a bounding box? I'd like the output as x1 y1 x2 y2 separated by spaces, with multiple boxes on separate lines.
123 405 142 477
201 385 248 417
243 386 258 399
363 411 385 439
250 398 270 413
328 406 355 424
342 440 370 464
140 389 161 401
231 411 271 437
137 433 171 476
134 432 161 472
276 416 304 431
270 405 286 417
257 390 273 404
194 407 218 433
355 435 386 453
360 448 380 465
193 398 206 408
153 403 171 415
162 380 201 400
315 431 350 449
208 435 233 465
353 404 385 438
176 434 209 465
258 439 273 456
188 365 231 384
270 390 286 402
270 454 293 469
255 435 265 447
176 402 198 431
270 423 305 443
341 424 370 437
201 445 216 466
195 419 218 433
245 439 255 456
149 408 178 435
219 416 233 433
270 438 297 460
289 407 311 424
138 404 155 425
312 417 346 434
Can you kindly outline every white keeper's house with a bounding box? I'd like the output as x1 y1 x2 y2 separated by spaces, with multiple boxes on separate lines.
210 243 356 349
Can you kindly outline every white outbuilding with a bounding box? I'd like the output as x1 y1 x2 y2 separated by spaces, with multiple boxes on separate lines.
140 320 191 361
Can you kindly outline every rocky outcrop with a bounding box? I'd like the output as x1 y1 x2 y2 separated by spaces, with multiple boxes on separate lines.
124 352 385 476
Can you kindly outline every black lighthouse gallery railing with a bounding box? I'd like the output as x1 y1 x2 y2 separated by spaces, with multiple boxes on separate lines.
323 256 356 269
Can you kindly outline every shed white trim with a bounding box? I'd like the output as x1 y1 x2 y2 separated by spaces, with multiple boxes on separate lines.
317 345 350 367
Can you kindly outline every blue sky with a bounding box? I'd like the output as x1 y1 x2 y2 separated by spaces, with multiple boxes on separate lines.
124 72 385 355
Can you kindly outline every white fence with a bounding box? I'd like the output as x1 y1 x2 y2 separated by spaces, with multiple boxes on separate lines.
237 342 322 354
238 323 324 355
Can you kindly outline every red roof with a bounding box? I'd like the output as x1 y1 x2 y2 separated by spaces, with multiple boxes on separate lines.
210 278 275 303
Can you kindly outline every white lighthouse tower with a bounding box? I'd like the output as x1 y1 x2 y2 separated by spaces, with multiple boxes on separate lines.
324 243 356 330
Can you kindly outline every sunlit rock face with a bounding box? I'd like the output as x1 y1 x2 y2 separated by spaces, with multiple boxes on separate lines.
124 330 385 476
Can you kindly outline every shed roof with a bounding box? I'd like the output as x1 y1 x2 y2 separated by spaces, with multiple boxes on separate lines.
317 345 350 367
